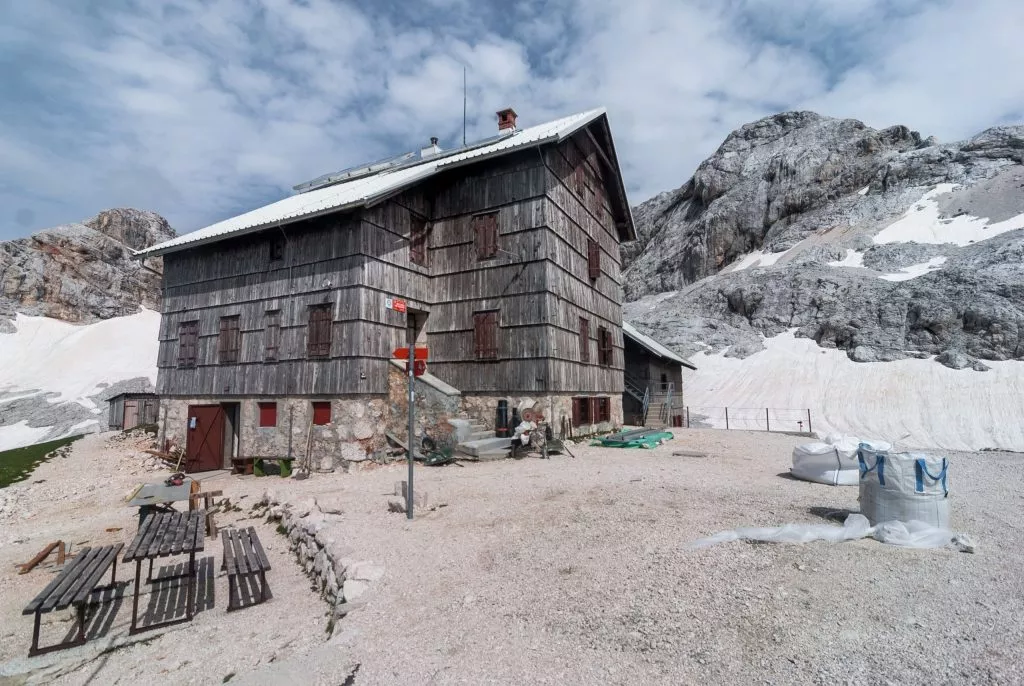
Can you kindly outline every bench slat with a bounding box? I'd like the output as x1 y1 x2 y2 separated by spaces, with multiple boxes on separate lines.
136 512 172 560
69 544 124 607
53 545 119 611
38 548 102 612
239 529 259 572
122 515 155 560
246 528 272 572
221 530 237 575
23 549 94 615
184 510 202 553
171 511 189 554
230 530 250 576
157 511 182 556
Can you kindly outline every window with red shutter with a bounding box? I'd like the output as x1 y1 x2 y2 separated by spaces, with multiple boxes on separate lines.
307 304 332 358
597 326 612 367
587 239 600 281
473 310 499 360
177 320 199 369
264 310 281 361
258 402 277 427
572 396 592 427
410 215 429 267
312 401 331 425
218 315 240 364
597 397 610 423
579 317 590 363
473 212 498 260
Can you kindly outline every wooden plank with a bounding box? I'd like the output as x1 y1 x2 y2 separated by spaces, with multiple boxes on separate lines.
158 511 183 556
143 513 174 559
39 548 102 612
171 511 189 554
187 510 205 552
239 529 260 572
123 514 155 561
221 530 237 576
22 551 93 615
17 541 64 575
69 544 124 606
246 528 272 572
230 529 250 576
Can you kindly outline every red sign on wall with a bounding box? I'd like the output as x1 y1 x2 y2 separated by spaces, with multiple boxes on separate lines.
385 297 407 313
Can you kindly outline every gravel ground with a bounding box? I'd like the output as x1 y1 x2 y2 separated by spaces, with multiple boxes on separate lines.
2 428 1022 685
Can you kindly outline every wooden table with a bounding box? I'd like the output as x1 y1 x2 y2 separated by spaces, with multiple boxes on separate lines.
126 478 197 526
122 510 205 634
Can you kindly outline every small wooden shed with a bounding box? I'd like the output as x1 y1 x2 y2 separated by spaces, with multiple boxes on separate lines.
108 393 160 431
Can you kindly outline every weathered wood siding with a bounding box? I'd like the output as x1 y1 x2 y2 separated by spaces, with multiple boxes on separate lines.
157 128 628 399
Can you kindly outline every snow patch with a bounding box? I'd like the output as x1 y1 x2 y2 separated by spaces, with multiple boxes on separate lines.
728 248 793 271
0 421 54 452
827 249 866 268
686 330 1024 452
874 184 1024 245
879 256 947 281
858 186 870 196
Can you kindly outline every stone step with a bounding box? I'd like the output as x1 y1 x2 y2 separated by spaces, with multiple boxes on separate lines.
474 449 509 462
457 436 512 457
465 429 496 441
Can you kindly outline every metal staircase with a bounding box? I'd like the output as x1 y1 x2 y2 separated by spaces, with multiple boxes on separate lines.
624 374 652 426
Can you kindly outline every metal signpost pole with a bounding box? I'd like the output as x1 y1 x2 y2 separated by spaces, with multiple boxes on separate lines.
407 341 415 520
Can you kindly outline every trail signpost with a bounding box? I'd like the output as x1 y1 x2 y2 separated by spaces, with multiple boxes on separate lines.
392 345 429 518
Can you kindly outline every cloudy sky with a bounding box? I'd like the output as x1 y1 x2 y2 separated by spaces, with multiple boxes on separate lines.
1 0 1022 240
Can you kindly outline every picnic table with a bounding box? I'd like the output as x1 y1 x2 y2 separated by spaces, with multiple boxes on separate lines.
126 478 197 525
122 510 205 634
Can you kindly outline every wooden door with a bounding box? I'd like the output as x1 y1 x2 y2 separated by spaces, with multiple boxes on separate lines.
123 399 139 430
185 405 225 473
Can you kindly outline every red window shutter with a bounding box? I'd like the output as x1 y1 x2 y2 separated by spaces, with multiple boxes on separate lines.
579 317 590 363
258 402 277 427
312 402 331 425
587 239 600 281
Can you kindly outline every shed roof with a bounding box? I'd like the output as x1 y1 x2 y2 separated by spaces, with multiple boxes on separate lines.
137 108 634 258
622 322 697 370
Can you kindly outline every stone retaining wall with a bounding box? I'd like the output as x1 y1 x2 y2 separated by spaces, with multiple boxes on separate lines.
258 490 383 621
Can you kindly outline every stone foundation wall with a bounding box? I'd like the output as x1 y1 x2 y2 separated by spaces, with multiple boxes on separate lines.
161 396 389 471
386 364 461 444
461 393 623 438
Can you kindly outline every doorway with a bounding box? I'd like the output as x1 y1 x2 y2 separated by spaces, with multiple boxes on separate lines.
185 405 225 473
407 309 428 347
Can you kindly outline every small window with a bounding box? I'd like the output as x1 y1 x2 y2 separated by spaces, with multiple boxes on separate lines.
473 310 499 360
177 320 199 369
597 326 613 367
587 239 600 281
307 304 332 358
312 401 331 425
218 316 241 364
661 373 668 391
571 396 593 427
258 402 277 427
473 212 498 260
269 237 285 262
596 397 611 423
410 215 429 267
264 310 281 361
579 317 590 363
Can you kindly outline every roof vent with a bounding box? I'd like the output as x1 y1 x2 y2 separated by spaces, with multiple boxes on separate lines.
497 107 517 133
420 136 442 159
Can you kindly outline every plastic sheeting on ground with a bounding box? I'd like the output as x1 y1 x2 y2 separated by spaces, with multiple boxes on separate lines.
687 514 974 552
790 435 892 486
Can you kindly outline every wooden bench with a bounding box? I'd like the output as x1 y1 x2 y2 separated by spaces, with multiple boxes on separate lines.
22 543 124 656
221 528 271 611
231 457 254 475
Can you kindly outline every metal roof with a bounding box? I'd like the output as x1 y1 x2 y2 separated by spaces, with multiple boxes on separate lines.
137 108 616 258
622 321 697 369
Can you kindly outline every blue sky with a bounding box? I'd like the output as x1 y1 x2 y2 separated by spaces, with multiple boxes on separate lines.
1 0 1022 240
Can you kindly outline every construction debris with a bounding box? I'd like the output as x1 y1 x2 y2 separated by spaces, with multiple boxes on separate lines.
18 541 66 574
594 428 674 449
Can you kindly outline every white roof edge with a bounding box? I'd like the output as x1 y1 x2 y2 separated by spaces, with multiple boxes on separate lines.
136 107 613 259
622 321 696 369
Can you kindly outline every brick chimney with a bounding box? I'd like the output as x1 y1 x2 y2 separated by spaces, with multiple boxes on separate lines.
497 107 517 132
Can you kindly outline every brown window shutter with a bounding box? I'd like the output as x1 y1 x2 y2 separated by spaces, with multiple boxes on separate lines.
178 321 198 368
579 317 589 363
474 213 498 260
587 239 600 281
474 311 498 360
308 305 332 358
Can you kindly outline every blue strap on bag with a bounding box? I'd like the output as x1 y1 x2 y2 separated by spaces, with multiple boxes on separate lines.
858 446 885 485
914 458 948 496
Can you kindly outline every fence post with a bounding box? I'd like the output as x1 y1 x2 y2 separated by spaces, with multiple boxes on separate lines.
686 406 690 429
725 407 729 430
807 409 812 434
766 408 770 432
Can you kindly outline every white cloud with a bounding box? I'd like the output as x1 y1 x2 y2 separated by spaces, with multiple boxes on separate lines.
0 0 1022 240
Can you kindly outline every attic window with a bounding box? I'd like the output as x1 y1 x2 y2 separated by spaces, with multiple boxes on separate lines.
269 237 285 262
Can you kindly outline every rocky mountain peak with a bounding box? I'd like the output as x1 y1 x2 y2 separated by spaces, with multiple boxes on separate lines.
84 208 175 252
0 208 175 326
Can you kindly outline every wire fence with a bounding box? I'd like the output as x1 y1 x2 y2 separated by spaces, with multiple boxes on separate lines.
683 406 814 434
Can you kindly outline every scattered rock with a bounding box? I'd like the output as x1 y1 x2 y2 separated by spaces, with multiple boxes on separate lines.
348 562 385 583
342 579 370 602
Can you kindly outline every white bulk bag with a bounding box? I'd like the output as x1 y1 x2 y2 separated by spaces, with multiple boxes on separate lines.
791 442 860 486
858 446 950 528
